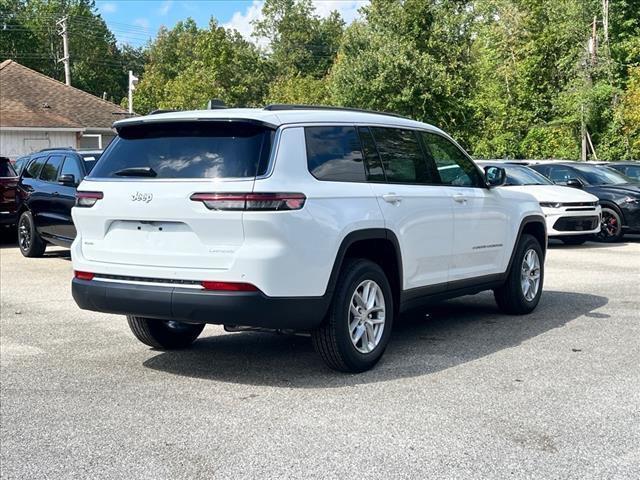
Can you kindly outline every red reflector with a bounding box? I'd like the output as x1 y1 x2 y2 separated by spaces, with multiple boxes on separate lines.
75 271 95 281
201 281 258 292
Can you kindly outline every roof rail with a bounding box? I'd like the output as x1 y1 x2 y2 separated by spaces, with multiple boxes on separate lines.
263 104 410 120
149 109 177 115
37 147 75 152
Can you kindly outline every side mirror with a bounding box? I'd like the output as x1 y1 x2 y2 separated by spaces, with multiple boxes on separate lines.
566 178 583 189
484 166 506 187
58 173 76 186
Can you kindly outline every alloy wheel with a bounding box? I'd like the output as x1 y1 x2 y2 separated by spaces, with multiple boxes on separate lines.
520 249 541 301
18 216 31 251
348 280 386 354
597 210 621 240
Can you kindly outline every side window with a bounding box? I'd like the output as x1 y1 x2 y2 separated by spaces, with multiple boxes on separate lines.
39 155 63 182
370 127 434 184
357 127 385 182
305 126 366 182
60 156 83 185
421 132 483 187
24 156 46 179
547 167 575 184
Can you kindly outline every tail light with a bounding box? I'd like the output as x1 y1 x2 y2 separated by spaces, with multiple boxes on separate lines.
201 281 258 292
74 271 95 280
76 191 103 208
190 193 306 211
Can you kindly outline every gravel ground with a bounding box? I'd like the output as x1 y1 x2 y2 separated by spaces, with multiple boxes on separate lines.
1 233 639 479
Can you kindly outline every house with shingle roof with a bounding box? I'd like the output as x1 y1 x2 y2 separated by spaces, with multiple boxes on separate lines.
0 59 130 159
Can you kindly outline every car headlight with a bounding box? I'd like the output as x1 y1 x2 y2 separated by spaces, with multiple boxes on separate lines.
540 202 562 208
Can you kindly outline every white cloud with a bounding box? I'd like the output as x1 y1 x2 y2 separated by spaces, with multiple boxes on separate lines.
133 18 150 30
158 0 174 16
100 2 117 14
223 0 369 47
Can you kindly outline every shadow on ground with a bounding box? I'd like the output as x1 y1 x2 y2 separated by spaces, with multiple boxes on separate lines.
143 289 608 388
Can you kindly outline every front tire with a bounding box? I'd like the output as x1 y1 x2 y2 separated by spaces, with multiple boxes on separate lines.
127 316 205 349
312 259 394 373
494 234 544 314
17 211 46 257
594 207 624 243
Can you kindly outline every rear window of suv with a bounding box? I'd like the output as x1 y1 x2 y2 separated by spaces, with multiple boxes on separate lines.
90 122 274 179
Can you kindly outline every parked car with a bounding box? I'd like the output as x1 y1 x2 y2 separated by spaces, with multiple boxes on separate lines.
477 162 601 245
0 156 19 228
599 162 640 182
530 161 640 242
16 148 100 257
70 105 547 372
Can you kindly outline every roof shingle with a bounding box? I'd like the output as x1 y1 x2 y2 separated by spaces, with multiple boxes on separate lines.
0 59 129 129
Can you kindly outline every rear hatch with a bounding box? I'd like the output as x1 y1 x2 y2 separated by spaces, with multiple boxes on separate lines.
73 121 274 270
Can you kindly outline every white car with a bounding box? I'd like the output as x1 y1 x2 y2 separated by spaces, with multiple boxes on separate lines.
478 162 601 245
71 105 547 372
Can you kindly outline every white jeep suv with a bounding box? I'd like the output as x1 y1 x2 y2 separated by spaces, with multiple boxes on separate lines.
71 105 547 372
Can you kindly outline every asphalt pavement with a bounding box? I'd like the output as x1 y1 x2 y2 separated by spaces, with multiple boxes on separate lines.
1 233 639 479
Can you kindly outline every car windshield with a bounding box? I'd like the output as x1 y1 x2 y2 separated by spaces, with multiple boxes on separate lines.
501 165 553 186
571 164 630 185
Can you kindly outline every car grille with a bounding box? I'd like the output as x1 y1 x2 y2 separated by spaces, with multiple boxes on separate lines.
553 216 599 232
564 201 598 212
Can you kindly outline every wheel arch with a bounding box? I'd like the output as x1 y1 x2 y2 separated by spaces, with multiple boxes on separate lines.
325 229 403 314
506 215 547 273
599 200 625 226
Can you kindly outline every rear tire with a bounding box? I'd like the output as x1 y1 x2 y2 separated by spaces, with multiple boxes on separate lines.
17 211 46 257
560 235 588 246
127 316 205 349
494 234 544 315
594 207 624 243
312 259 394 373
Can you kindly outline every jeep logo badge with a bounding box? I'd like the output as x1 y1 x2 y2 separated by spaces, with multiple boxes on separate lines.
131 192 153 203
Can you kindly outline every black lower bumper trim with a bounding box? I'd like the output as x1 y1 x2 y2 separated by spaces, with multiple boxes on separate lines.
72 279 329 330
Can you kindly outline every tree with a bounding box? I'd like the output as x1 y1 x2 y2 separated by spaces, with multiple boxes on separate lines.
330 0 475 144
132 19 269 114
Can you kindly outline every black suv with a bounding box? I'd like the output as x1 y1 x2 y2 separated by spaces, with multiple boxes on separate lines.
530 162 640 242
17 148 100 257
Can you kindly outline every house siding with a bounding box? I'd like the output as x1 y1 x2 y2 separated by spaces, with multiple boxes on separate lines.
0 130 78 160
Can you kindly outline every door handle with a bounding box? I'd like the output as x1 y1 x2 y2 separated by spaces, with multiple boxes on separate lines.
52 192 60 196
382 193 402 204
453 193 467 204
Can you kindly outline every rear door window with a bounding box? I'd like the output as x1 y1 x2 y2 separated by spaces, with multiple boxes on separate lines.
305 126 366 182
24 156 46 179
39 155 64 182
90 122 274 179
370 127 434 184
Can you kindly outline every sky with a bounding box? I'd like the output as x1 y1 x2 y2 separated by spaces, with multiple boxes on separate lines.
95 0 368 48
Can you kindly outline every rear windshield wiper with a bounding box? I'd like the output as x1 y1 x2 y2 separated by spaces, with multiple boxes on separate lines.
114 167 157 177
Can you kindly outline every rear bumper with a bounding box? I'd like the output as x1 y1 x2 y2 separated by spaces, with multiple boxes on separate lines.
72 278 329 331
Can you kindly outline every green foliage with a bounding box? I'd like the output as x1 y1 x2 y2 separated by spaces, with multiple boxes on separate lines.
330 0 475 144
2 0 638 159
132 19 269 114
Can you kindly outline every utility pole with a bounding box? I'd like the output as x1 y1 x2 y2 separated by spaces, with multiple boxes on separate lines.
128 71 139 114
56 16 71 86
